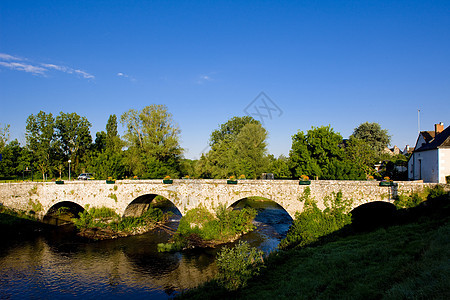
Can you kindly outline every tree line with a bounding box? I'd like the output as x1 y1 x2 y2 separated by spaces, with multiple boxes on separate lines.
0 105 406 181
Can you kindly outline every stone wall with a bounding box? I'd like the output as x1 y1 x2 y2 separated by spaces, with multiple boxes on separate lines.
0 180 446 220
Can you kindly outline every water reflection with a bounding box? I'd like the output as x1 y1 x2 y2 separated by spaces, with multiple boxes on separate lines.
0 199 292 299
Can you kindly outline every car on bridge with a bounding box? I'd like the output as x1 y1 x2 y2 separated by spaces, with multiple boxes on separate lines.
77 173 94 180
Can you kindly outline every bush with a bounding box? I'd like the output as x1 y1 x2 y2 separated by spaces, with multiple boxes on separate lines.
279 188 352 249
216 241 264 291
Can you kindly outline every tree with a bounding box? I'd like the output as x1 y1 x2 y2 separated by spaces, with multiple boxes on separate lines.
210 116 260 146
106 114 122 152
0 140 23 178
351 122 391 154
55 112 92 174
0 123 10 150
345 137 376 178
289 125 364 180
268 155 291 179
25 111 56 180
120 105 182 178
199 117 269 179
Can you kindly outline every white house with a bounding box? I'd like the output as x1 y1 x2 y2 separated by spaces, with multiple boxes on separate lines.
408 123 450 183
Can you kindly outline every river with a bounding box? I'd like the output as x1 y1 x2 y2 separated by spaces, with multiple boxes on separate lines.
0 199 292 299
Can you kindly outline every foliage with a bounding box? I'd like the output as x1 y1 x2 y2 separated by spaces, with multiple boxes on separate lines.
267 154 290 179
198 117 269 179
289 125 364 180
216 241 264 291
0 123 10 149
163 206 257 251
72 206 165 233
55 112 92 174
25 111 57 181
120 105 182 178
279 188 352 249
393 185 445 209
351 122 391 154
180 193 450 300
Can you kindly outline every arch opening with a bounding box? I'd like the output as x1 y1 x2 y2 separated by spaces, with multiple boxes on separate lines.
124 194 182 220
43 201 85 226
229 196 293 252
350 201 397 231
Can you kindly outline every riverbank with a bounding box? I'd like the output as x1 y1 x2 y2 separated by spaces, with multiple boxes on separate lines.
179 194 450 299
0 207 51 238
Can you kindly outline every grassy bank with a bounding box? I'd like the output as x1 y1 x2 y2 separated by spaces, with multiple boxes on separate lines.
179 191 450 299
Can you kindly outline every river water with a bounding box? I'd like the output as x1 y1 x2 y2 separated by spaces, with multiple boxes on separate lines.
0 200 292 299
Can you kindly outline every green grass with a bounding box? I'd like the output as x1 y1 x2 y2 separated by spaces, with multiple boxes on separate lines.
179 192 450 299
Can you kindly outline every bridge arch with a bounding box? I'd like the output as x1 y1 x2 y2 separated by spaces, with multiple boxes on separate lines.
123 193 182 218
350 201 397 231
229 196 293 221
43 201 86 225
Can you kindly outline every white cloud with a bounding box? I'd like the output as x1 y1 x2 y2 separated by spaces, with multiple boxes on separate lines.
117 72 135 81
0 62 46 75
197 74 214 84
0 53 22 61
0 53 94 79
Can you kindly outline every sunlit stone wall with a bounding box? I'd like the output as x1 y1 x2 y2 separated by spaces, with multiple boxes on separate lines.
0 180 446 219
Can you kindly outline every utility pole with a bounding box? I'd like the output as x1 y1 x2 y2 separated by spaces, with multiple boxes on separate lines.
418 109 420 134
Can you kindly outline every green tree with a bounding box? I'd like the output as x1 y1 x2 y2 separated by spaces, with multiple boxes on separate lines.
268 155 291 179
351 122 391 154
120 105 182 178
199 117 269 179
106 114 122 152
0 123 10 150
0 140 23 178
25 111 56 180
210 116 260 146
55 112 92 174
289 125 364 180
345 137 376 178
234 123 268 178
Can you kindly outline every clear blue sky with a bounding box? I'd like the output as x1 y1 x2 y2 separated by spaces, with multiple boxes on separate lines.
1 0 449 159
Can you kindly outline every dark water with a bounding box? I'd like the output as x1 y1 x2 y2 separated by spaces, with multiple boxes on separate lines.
0 200 291 299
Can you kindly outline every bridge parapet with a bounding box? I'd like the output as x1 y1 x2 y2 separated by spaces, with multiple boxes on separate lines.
0 180 446 220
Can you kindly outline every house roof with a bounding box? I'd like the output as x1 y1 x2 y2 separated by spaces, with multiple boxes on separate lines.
421 131 435 143
414 125 450 152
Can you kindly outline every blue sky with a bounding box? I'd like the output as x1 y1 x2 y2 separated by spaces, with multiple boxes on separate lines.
1 0 449 159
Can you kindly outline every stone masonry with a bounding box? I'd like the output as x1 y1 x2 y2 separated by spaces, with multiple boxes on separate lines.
0 179 445 220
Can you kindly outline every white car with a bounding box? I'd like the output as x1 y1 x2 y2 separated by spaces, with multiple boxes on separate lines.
77 173 94 180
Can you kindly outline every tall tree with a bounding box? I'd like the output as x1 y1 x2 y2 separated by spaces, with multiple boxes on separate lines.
199 117 269 179
0 123 10 150
210 116 260 146
120 105 182 178
25 111 56 181
55 112 92 174
106 114 122 152
351 122 391 154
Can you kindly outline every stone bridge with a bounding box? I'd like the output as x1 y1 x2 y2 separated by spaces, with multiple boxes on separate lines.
0 179 443 221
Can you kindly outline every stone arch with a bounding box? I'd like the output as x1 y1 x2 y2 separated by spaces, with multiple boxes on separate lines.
43 201 86 226
228 196 294 222
226 191 296 219
350 201 397 231
123 193 182 218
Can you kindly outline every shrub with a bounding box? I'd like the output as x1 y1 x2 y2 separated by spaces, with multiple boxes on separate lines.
279 189 352 249
216 241 264 291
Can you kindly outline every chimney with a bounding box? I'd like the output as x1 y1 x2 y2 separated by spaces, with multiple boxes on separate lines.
435 122 444 136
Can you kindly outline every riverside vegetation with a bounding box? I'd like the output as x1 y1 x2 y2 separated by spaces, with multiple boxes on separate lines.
179 185 449 299
71 205 169 240
158 205 257 251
